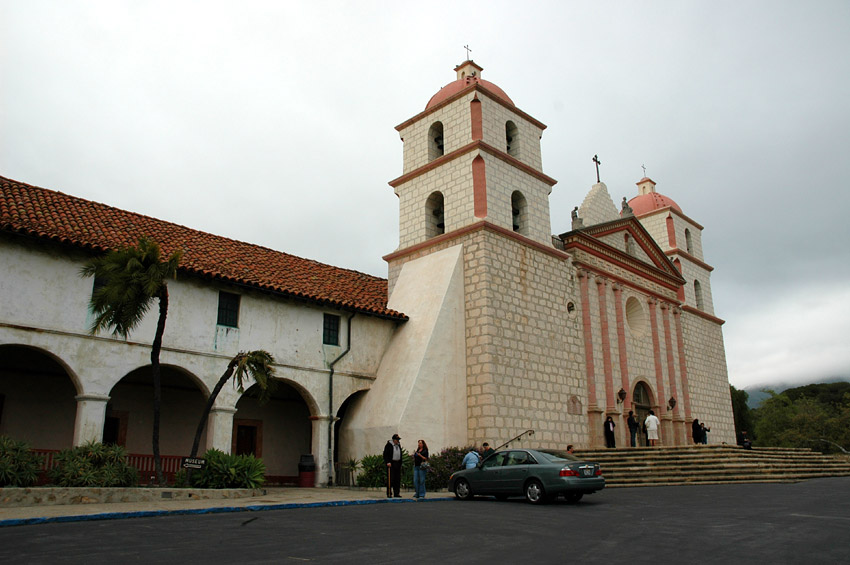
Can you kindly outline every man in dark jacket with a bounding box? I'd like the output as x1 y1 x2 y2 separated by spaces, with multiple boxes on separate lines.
383 433 403 497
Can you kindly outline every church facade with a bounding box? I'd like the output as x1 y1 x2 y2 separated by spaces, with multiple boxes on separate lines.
0 61 735 486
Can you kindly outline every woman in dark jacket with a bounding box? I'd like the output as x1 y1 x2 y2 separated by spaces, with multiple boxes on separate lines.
692 419 703 444
412 439 429 499
604 416 616 448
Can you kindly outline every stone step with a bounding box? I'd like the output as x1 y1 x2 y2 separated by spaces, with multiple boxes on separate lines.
570 445 850 487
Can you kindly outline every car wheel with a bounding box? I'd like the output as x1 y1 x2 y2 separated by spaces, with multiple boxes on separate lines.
524 479 546 504
454 479 473 501
565 492 584 504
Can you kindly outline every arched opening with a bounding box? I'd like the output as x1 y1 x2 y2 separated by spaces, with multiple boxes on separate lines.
685 229 693 254
334 390 367 486
511 190 527 234
694 280 704 310
235 380 312 485
108 365 206 456
0 345 78 450
428 121 444 161
425 191 445 238
505 120 519 157
632 381 654 447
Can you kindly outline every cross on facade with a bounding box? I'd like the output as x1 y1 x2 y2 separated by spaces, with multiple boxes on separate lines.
593 154 602 183
464 44 472 60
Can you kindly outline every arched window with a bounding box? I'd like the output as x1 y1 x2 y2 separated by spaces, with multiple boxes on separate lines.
685 229 693 254
428 122 444 161
511 191 527 234
694 279 704 310
425 191 445 238
505 121 519 157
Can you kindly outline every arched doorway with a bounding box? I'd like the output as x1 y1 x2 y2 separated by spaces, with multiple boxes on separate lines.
235 381 312 485
632 382 653 447
0 345 77 449
334 390 366 486
107 365 206 456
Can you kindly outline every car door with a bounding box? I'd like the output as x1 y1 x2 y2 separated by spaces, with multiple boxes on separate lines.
474 451 508 494
499 450 532 495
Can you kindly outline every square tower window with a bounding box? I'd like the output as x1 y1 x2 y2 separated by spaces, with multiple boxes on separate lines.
217 291 240 327
323 313 341 346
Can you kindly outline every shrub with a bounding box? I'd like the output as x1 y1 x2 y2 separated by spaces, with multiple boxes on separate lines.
0 436 43 487
189 449 266 489
425 446 475 490
356 449 412 488
48 442 137 487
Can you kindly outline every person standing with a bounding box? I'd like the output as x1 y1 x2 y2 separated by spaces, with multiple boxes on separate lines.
412 439 429 499
383 433 403 498
701 423 710 445
692 419 703 445
480 442 494 459
645 410 660 446
604 416 616 448
462 447 481 469
627 411 639 447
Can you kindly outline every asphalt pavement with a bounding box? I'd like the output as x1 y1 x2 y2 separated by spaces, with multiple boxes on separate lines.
1 478 849 563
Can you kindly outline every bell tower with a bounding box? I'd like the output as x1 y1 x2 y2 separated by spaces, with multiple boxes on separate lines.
388 61 557 264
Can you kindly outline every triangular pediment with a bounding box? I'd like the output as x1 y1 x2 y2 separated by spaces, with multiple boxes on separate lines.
559 216 685 285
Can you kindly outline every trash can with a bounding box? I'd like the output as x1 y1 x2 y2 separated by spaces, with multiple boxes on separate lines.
298 454 316 488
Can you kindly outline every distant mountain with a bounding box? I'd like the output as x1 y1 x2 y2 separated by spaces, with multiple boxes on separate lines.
741 376 850 409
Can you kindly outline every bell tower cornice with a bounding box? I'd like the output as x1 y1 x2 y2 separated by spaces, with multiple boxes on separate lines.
388 139 557 188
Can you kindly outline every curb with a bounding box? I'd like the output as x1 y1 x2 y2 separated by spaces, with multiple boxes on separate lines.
0 496 454 528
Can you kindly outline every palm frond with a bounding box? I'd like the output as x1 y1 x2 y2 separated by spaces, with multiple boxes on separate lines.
80 237 182 338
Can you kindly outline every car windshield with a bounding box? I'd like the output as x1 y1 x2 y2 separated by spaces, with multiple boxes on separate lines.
537 449 581 462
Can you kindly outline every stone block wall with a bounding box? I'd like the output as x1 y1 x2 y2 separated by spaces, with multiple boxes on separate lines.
479 96 544 170
681 312 735 444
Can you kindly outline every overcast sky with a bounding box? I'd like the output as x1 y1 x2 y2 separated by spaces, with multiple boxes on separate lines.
2 1 849 390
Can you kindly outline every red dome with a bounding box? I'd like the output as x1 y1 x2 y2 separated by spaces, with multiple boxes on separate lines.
628 192 682 216
426 76 514 110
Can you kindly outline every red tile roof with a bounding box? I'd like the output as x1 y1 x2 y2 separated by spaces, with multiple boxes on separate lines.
1 176 407 321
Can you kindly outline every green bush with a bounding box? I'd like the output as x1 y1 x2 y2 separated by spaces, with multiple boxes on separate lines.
0 436 43 487
189 449 266 489
425 446 475 490
356 449 412 488
48 442 137 487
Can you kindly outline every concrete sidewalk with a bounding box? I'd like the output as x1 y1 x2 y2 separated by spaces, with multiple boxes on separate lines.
0 487 451 527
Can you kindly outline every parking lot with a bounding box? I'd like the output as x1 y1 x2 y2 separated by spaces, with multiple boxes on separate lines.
1 477 848 563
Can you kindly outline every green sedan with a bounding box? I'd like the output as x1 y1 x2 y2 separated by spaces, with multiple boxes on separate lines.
448 448 605 504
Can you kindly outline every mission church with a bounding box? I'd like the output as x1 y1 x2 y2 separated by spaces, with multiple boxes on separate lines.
0 60 735 486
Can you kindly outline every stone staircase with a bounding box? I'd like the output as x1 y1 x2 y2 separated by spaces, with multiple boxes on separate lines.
574 445 850 487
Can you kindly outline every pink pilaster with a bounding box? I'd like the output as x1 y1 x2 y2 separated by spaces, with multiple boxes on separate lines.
648 298 666 420
579 270 597 404
661 303 682 445
612 284 630 405
673 307 693 424
596 277 615 411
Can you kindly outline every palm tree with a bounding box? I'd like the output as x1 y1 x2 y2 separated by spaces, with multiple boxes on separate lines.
81 237 183 485
190 350 276 459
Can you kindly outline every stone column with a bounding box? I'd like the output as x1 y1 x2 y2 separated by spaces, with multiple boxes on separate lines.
661 303 683 445
73 394 110 446
612 284 631 447
310 415 333 487
207 406 238 453
595 276 615 412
